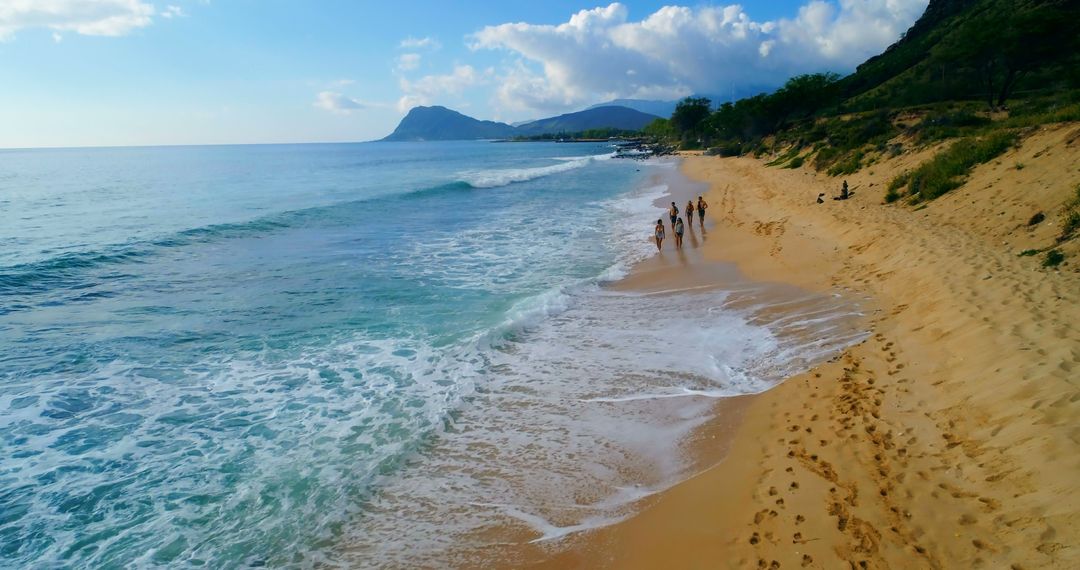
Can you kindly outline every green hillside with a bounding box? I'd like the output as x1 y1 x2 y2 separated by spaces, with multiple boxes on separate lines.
648 0 1080 165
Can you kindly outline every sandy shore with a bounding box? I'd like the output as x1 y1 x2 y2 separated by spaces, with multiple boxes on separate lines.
534 124 1080 568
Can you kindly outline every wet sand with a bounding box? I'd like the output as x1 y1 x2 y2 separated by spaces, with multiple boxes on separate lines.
533 124 1080 568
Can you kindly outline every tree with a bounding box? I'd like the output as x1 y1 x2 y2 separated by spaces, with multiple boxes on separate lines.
671 97 712 145
938 3 1080 109
768 73 842 124
642 118 675 140
994 6 1079 107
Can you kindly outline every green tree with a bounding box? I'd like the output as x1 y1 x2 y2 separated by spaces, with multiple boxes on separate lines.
671 97 712 146
642 118 675 140
938 2 1080 109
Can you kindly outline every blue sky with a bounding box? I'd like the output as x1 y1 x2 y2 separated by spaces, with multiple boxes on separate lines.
0 1 928 148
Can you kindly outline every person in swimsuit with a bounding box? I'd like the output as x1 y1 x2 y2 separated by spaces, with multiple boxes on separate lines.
696 195 708 229
668 202 679 231
686 199 695 225
654 218 665 251
674 216 685 249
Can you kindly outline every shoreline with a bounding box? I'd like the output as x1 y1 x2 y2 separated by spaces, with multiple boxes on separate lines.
473 154 873 568
531 124 1079 568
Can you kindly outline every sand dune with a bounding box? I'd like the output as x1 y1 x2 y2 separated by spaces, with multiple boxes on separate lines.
536 123 1080 568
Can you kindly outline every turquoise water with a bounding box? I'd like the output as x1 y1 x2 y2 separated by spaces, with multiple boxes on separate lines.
1 142 865 568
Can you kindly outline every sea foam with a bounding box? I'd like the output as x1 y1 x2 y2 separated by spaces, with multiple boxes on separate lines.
458 153 612 188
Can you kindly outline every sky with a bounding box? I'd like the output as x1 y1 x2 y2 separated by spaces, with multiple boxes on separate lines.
0 0 929 148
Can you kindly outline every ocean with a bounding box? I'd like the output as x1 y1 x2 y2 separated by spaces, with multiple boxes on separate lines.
0 142 866 568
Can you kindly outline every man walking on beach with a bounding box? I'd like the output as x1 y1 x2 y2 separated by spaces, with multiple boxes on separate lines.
669 202 679 232
696 196 708 229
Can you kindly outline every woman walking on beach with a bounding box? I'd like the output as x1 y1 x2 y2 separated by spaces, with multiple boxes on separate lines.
668 202 679 231
696 195 708 229
674 217 685 249
686 199 695 226
654 218 665 251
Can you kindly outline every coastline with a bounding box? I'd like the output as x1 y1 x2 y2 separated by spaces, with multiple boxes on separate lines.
533 124 1080 568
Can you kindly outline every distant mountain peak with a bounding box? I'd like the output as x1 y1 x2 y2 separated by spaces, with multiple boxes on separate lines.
381 105 660 141
381 106 516 141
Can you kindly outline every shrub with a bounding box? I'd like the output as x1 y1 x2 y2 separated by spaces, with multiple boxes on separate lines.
1059 184 1080 241
910 109 991 144
708 141 743 157
787 155 805 169
903 130 1018 202
1018 249 1040 257
827 151 864 176
766 146 801 167
813 146 840 170
884 171 912 202
1063 211 1080 240
1043 250 1065 267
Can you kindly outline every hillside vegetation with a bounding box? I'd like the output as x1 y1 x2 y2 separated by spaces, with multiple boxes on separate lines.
648 0 1078 156
645 0 1080 266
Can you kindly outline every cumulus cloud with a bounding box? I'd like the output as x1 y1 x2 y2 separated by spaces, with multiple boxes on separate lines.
314 91 366 114
396 52 421 71
396 64 487 112
399 36 441 50
468 1 928 114
0 0 156 40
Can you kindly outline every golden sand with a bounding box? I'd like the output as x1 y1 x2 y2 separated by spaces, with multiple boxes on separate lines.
533 123 1080 569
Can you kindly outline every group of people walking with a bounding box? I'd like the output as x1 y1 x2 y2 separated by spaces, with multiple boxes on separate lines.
654 195 707 250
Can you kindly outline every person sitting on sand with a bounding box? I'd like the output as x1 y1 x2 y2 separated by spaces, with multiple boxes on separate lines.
654 218 665 251
686 199 695 226
674 216 685 249
817 193 826 204
696 196 708 229
833 180 853 200
669 202 679 230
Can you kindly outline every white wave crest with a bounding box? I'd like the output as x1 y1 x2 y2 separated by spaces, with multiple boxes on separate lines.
459 153 612 188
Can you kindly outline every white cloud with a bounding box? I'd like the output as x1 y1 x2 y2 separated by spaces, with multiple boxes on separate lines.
52 31 63 43
399 36 441 50
161 5 185 19
0 0 156 40
314 91 365 114
396 52 421 71
396 64 486 112
468 1 928 114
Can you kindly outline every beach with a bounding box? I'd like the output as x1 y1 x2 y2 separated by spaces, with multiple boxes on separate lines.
532 123 1080 568
3 131 1076 567
3 142 874 567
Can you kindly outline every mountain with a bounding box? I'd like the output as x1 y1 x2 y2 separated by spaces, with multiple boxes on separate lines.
514 106 660 136
588 99 678 118
382 105 661 141
381 106 516 141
